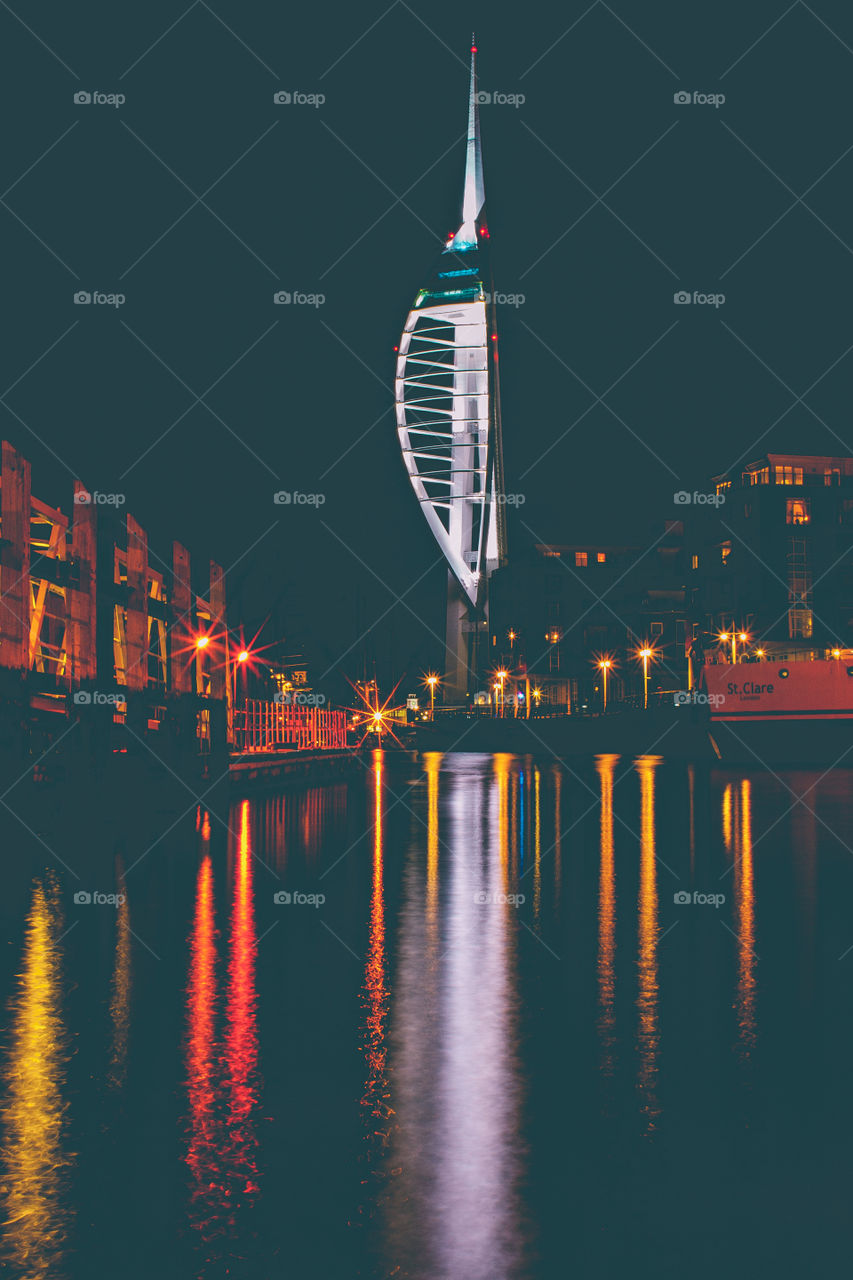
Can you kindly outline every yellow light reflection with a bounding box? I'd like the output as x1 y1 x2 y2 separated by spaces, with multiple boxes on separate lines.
425 753 440 955
494 755 511 890
596 756 617 1075
722 783 733 856
1 878 74 1279
734 778 756 1057
361 752 392 1149
636 757 660 1130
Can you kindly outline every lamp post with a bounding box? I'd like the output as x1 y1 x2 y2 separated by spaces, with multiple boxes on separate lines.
496 669 508 718
719 627 748 665
598 658 612 713
638 647 653 710
426 673 438 720
234 647 248 702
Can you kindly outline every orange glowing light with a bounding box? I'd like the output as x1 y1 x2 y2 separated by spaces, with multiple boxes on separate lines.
237 650 249 663
196 635 210 650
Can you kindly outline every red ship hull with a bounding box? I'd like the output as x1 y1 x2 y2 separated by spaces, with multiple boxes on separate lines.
701 657 853 764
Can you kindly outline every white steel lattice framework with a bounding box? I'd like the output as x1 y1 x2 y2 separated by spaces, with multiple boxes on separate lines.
395 42 507 700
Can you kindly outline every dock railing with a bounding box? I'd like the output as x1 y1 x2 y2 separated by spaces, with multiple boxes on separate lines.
233 699 349 753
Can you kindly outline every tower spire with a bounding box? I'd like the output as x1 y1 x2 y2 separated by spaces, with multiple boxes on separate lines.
450 38 485 251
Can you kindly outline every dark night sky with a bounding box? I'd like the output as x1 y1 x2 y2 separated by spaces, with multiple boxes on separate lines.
4 1 853 697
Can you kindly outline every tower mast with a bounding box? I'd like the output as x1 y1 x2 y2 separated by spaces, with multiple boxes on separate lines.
395 41 507 703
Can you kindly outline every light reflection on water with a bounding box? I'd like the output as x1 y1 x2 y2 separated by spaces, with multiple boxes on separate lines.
3 753 853 1278
183 797 260 1274
382 753 526 1280
0 877 74 1280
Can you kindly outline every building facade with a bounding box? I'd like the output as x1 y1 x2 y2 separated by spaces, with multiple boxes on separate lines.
695 452 853 653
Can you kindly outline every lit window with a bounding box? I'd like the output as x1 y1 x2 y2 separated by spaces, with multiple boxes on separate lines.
597 552 606 563
575 551 588 567
775 465 803 485
788 608 813 639
825 468 841 486
786 498 810 525
721 543 731 564
691 554 699 570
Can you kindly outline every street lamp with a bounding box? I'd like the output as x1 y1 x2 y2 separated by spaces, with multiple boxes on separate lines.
425 672 439 719
508 629 517 650
719 627 748 664
637 647 654 710
195 634 210 650
496 669 508 718
598 658 612 713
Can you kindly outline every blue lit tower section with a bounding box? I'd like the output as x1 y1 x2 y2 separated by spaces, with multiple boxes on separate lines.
395 43 508 702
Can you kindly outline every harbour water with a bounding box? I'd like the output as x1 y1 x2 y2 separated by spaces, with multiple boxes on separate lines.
2 750 852 1278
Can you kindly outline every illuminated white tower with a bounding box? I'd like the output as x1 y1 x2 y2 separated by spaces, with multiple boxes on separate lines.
395 41 507 702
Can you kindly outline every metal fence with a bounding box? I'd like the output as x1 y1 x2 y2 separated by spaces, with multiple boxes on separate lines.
234 700 349 753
